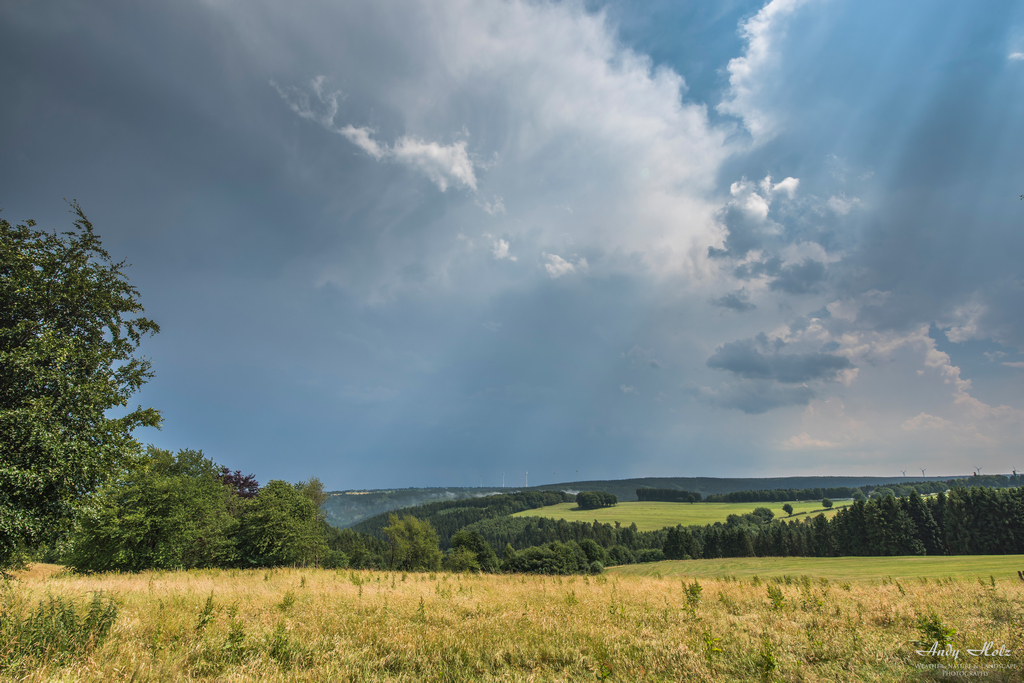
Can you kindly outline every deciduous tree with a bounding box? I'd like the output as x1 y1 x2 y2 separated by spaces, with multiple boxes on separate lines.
1 204 159 568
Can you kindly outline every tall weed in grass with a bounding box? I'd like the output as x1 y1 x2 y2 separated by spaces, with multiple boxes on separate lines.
0 589 117 671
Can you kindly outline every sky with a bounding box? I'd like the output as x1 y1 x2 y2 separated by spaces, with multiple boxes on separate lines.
2 0 1024 490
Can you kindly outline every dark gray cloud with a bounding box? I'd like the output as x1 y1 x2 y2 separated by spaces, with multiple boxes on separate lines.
710 290 756 312
708 381 817 415
706 335 852 383
732 254 782 280
707 203 767 259
768 258 827 295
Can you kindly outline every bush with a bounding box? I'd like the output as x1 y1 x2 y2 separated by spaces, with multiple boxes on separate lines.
443 547 480 572
589 560 604 574
322 549 349 569
636 548 665 563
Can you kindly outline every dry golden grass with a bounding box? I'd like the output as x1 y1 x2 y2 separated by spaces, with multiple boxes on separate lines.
2 564 1022 682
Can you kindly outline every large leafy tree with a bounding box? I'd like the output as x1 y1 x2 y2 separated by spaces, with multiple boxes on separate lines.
0 204 160 567
382 514 442 571
236 480 328 567
69 448 238 572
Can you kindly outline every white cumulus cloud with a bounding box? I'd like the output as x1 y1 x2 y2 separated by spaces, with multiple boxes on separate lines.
901 413 950 431
492 238 516 261
717 0 814 142
543 253 587 278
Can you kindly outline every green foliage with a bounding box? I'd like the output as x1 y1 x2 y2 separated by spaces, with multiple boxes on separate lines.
684 580 703 610
782 504 794 516
68 448 333 572
277 590 297 612
0 204 160 568
576 491 618 510
222 618 247 662
636 488 702 502
382 515 442 571
701 629 721 662
322 526 386 569
821 498 833 509
443 546 480 572
449 529 498 572
349 490 571 546
766 585 785 611
465 515 662 564
69 447 238 572
915 611 956 648
503 541 589 575
267 621 295 669
237 480 329 568
195 593 216 632
0 591 118 669
757 634 779 677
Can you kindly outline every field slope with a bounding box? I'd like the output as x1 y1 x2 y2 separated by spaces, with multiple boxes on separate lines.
511 500 840 530
608 554 1024 581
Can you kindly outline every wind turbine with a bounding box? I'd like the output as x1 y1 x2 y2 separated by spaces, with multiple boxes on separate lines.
900 470 906 477
502 471 505 488
920 468 926 477
526 471 528 487
974 466 983 476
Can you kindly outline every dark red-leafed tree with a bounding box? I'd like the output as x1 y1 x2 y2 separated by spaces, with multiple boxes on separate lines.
220 468 260 499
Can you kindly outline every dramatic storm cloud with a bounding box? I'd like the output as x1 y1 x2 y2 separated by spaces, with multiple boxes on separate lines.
2 0 1022 487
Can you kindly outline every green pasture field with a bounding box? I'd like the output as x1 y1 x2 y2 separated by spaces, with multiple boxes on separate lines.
511 499 841 531
608 554 1024 582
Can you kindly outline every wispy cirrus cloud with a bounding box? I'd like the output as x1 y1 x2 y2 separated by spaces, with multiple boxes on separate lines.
273 77 477 191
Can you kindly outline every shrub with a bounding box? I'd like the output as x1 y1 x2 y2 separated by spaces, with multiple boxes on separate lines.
636 548 665 563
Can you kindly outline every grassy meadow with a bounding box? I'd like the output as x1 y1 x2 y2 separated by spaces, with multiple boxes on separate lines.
3 560 1023 682
512 500 841 531
609 554 1024 581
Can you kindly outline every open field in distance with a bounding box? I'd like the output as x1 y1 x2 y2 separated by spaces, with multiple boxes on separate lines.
4 563 1023 682
511 500 841 531
608 554 1024 582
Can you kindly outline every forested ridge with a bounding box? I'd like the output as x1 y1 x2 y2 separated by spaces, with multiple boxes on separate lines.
696 474 1022 503
325 475 1002 527
349 490 572 547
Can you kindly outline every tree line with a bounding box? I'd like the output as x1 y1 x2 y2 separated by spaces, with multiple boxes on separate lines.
67 447 342 572
645 475 1023 504
636 488 703 503
661 487 1024 560
575 491 618 509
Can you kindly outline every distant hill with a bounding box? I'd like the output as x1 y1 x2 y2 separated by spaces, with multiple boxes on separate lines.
324 487 506 528
323 474 967 529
